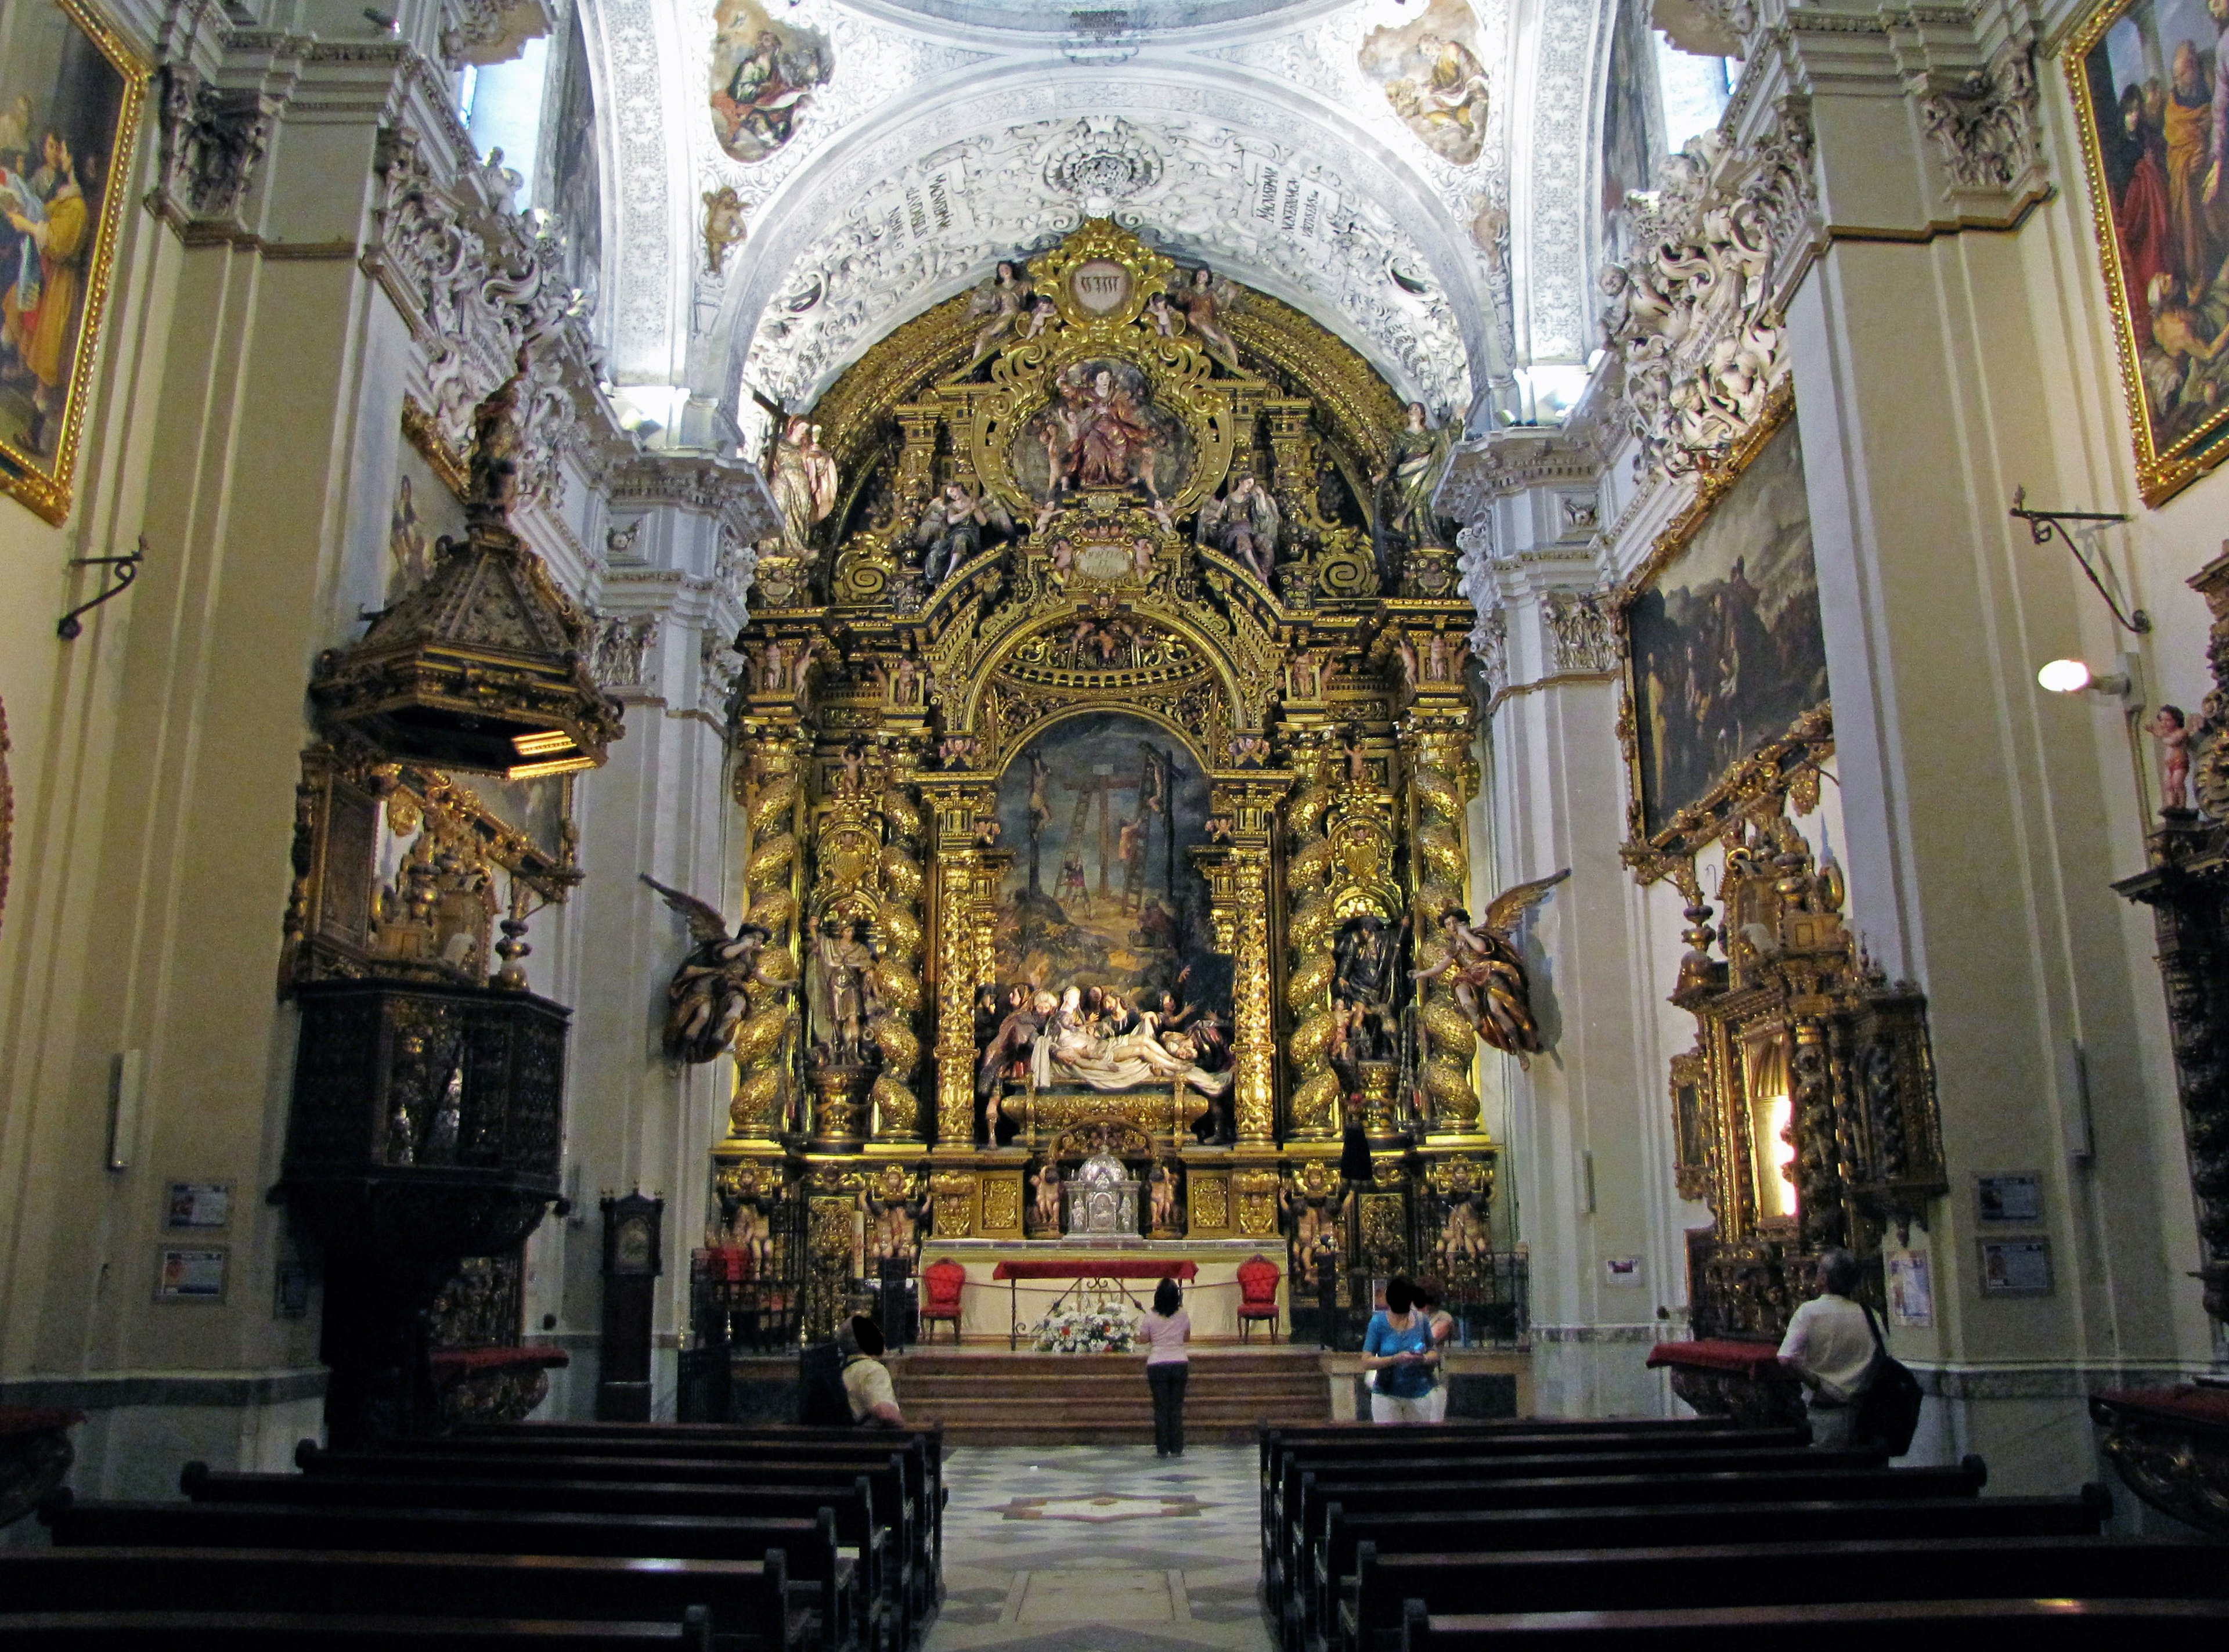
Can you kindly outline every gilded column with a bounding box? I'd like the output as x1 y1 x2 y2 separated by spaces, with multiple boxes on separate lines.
1282 735 1341 1139
1210 774 1290 1145
921 777 997 1149
1401 699 1483 1136
868 748 928 1142
726 722 807 1143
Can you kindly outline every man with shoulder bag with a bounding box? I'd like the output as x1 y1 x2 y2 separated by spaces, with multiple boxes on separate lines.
1776 1248 1879 1448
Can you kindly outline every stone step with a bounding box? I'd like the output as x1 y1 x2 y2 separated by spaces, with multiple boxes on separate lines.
888 1347 1332 1444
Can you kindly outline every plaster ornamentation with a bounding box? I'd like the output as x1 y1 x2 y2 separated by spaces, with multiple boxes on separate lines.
1600 98 1816 480
1650 0 1755 60
593 612 662 686
1523 0 1593 363
152 64 279 227
600 0 675 366
439 0 556 69
735 92 1475 426
367 128 609 511
1910 37 2042 197
1543 589 1617 673
702 630 748 709
1472 598 1509 695
1043 116 1164 200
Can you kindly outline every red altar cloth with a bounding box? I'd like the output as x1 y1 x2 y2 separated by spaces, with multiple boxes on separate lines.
1646 1338 1785 1381
991 1259 1200 1282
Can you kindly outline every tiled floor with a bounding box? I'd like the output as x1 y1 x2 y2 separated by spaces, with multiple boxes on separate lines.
928 1444 1273 1652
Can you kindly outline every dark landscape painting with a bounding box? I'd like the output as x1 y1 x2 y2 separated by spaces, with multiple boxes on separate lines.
1625 417 1828 841
992 711 1224 1014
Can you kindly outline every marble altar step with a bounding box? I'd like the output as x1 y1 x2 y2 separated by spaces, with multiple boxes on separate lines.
889 1348 1332 1444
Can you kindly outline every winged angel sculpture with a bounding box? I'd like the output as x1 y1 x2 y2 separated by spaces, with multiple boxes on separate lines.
642 875 776 1063
1412 870 1570 1066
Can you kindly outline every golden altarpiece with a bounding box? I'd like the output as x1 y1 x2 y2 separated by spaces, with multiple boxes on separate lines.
702 224 1509 1344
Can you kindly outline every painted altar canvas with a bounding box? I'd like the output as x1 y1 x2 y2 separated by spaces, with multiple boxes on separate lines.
1625 415 1828 841
2070 0 2229 499
991 711 1231 1040
0 0 140 522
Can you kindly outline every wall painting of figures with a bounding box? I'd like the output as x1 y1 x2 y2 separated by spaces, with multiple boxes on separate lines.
1357 0 1492 167
708 0 831 165
986 711 1235 1101
0 0 145 524
2068 0 2229 502
1620 401 1830 847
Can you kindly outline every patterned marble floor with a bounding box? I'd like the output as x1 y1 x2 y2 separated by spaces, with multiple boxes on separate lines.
927 1444 1274 1652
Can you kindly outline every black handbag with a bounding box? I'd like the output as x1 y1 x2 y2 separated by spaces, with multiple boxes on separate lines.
1852 1301 1923 1455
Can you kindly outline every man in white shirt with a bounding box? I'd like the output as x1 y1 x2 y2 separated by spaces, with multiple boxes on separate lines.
1777 1248 1877 1448
840 1315 905 1428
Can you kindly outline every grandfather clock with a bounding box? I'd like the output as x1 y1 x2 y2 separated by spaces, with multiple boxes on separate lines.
597 1192 663 1421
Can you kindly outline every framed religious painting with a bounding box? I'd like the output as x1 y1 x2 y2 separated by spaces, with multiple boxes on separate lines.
1617 392 1833 856
2067 0 2229 504
0 0 147 524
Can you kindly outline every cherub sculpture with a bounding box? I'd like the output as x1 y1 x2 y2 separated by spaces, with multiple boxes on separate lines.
863 1167 926 1268
1148 1162 1179 1231
2149 705 2196 813
1031 1162 1063 1233
710 1167 778 1276
1411 871 1570 1066
641 875 774 1062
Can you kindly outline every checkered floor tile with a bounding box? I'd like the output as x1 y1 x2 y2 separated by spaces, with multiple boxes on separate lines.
929 1445 1271 1652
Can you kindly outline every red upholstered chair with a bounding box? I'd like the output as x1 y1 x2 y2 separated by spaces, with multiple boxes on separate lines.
921 1258 966 1344
1236 1254 1282 1343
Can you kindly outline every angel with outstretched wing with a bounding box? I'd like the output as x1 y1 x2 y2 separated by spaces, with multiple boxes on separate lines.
1412 870 1570 1065
1174 266 1243 371
641 875 775 1063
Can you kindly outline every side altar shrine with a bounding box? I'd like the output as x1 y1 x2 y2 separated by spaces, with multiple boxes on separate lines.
673 224 1543 1362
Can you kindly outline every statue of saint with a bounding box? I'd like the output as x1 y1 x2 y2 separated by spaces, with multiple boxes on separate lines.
807 917 881 1064
769 416 837 560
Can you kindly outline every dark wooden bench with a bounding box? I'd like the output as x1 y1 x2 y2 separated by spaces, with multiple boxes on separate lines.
1282 1459 1983 1639
1398 1596 2229 1652
0 1548 805 1651
1300 1487 2113 1651
181 1466 900 1652
1346 1533 2224 1652
41 1497 857 1652
435 1424 946 1580
1260 1424 1809 1571
0 1608 712 1649
298 1445 930 1637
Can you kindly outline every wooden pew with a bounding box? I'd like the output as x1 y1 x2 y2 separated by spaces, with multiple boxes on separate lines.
1343 1533 2224 1652
0 1548 805 1652
0 1608 712 1649
1282 1458 1982 1638
180 1466 901 1652
437 1424 946 1581
297 1444 930 1635
1259 1423 1809 1579
1399 1596 2229 1652
1300 1488 2113 1651
41 1497 858 1652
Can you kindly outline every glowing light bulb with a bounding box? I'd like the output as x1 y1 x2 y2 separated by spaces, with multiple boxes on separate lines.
2037 658 2094 694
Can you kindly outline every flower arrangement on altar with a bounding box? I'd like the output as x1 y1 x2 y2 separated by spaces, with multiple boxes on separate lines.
1032 1305 1136 1354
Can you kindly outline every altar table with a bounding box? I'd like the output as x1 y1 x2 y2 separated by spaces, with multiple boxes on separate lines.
921 1240 1283 1344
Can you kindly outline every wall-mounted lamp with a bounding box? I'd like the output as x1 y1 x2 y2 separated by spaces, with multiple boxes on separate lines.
2010 488 2150 634
2037 652 2141 700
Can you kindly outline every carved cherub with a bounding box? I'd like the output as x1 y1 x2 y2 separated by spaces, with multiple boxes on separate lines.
2149 704 2196 813
641 875 776 1063
863 1168 926 1267
1148 1162 1178 1231
1031 1162 1063 1233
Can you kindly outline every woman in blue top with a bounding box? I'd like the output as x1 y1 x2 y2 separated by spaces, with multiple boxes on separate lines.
1362 1275 1440 1422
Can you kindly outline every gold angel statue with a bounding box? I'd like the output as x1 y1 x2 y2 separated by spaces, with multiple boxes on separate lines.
1411 870 1569 1065
641 875 776 1063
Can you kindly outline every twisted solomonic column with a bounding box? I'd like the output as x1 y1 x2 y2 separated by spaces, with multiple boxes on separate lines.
1283 737 1340 1139
1405 717 1483 1135
868 773 927 1141
728 732 805 1141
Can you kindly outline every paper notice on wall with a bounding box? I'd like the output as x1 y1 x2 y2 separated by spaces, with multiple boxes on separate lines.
1887 1249 1934 1328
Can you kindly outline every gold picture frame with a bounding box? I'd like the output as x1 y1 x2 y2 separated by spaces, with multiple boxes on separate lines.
1615 389 1834 864
0 0 149 524
2064 0 2229 506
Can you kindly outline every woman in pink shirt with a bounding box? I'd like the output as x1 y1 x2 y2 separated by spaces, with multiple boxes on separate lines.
1139 1276 1191 1456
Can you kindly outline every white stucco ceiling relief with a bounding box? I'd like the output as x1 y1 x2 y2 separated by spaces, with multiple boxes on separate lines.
587 0 1618 436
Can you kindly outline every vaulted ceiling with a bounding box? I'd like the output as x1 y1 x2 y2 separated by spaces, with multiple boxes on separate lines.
581 0 1624 451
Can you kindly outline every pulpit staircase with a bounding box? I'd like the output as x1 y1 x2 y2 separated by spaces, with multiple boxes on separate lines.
889 1347 1330 1445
